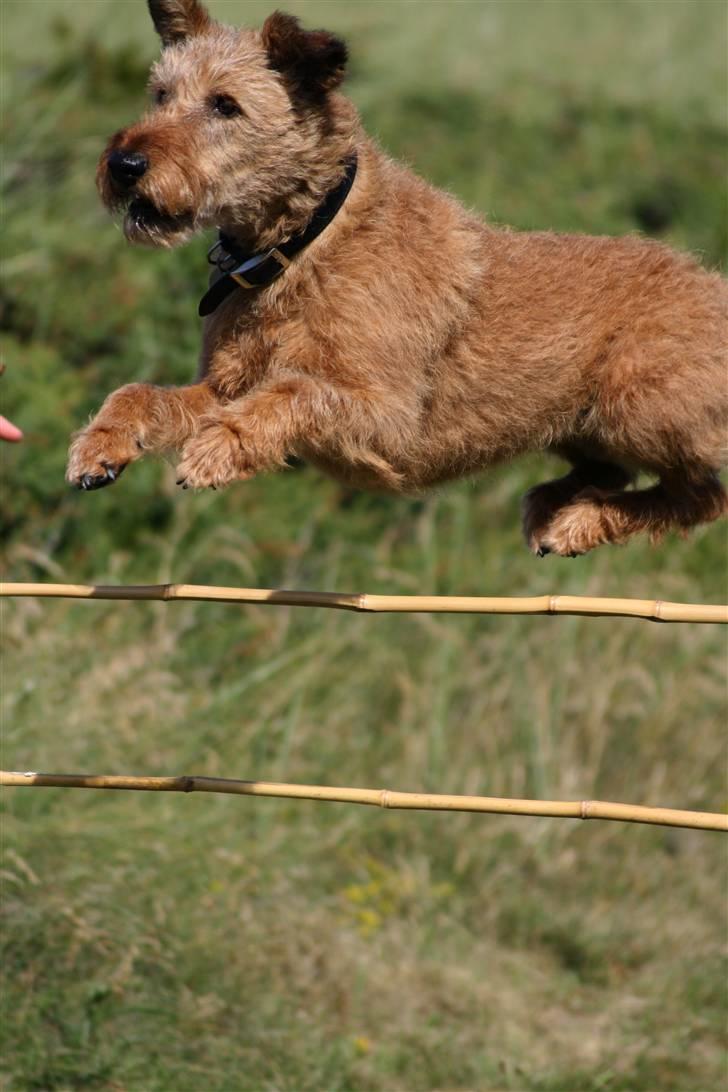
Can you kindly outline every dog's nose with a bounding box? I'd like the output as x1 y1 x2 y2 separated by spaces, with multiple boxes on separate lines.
107 150 149 186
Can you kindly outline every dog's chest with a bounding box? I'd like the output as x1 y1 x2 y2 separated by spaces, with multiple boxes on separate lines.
201 298 334 401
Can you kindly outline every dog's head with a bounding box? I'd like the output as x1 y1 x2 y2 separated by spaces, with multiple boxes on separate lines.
98 1 351 247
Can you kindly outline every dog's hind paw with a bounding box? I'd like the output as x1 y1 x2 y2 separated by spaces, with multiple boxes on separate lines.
533 489 614 557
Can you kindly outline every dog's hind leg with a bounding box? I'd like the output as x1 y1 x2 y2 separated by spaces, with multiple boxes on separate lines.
536 471 727 557
522 457 632 556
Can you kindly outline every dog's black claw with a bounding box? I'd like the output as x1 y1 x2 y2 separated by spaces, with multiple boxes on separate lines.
536 546 550 558
75 463 125 491
78 472 111 491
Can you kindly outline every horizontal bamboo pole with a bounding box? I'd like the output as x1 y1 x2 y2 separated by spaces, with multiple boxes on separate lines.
1 771 725 831
1 582 726 623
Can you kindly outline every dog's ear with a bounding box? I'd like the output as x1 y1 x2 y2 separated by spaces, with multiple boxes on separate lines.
148 0 213 45
262 11 348 100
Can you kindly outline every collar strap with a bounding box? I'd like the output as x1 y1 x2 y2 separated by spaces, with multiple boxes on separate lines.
199 155 358 317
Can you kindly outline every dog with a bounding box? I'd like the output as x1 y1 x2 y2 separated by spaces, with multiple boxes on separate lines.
66 0 728 557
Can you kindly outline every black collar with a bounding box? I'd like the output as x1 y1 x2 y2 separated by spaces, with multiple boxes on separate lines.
199 155 358 317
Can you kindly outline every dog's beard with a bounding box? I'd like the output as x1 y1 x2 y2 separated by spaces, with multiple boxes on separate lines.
122 197 196 248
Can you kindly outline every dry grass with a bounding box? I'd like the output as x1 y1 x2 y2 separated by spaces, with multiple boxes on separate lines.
2 489 727 1090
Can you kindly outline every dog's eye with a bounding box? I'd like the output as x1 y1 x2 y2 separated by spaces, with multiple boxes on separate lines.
211 94 242 118
154 88 168 106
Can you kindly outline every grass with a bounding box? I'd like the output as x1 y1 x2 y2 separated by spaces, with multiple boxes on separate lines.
1 1 727 1089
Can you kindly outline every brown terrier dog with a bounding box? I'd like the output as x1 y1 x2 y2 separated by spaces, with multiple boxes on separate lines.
66 0 728 556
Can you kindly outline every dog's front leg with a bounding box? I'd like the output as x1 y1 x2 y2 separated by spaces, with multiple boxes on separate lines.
175 373 402 491
67 382 217 490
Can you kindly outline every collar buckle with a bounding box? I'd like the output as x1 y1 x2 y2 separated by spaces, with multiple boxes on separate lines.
229 247 290 290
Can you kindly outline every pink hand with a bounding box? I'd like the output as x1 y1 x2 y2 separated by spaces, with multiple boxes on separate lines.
0 415 23 442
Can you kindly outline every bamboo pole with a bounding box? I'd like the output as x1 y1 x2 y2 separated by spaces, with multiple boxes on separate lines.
0 770 725 831
1 582 726 624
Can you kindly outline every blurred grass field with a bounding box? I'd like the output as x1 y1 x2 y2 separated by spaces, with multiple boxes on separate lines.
1 1 727 1089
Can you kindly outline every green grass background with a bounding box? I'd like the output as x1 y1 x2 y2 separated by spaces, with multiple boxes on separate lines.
1 1 727 1089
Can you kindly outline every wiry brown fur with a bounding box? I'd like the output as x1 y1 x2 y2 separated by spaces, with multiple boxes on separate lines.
68 0 728 556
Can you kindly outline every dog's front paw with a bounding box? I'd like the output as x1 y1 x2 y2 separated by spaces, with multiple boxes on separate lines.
175 421 255 490
66 427 139 490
